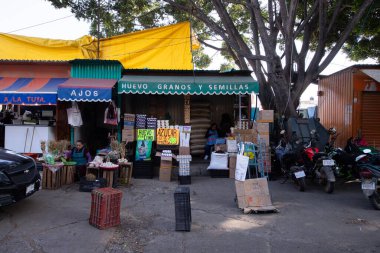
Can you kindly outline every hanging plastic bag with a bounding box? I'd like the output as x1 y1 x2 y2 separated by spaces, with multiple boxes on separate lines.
67 102 83 127
104 101 118 126
235 144 249 181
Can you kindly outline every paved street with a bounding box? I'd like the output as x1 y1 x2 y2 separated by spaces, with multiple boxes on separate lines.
1 176 379 253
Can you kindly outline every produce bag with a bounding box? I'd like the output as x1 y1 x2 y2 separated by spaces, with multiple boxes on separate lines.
207 152 228 170
104 101 118 126
67 102 83 127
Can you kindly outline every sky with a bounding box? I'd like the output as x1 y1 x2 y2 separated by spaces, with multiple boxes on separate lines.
0 0 377 102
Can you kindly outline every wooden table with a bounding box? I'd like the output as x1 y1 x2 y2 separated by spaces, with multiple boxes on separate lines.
118 162 133 186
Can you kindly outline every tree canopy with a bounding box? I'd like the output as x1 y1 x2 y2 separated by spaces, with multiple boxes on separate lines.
47 0 377 116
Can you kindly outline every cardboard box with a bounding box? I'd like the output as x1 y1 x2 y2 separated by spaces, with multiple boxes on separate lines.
235 178 273 209
254 123 269 134
159 166 172 182
257 110 274 123
179 147 191 155
122 129 135 143
229 155 237 179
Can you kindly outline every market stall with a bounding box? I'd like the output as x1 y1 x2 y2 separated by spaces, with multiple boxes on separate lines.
0 66 70 151
117 69 259 179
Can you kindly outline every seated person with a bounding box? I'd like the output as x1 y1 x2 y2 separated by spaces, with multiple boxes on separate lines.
69 140 92 179
204 123 218 160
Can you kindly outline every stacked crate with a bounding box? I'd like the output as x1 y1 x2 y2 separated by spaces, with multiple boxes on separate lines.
89 187 123 229
177 155 192 184
174 186 191 231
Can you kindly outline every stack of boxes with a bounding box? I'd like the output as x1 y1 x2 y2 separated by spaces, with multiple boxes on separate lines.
89 187 122 229
146 117 157 129
135 114 147 129
254 110 273 173
227 139 238 179
159 150 173 182
157 120 169 128
122 113 135 143
177 155 192 184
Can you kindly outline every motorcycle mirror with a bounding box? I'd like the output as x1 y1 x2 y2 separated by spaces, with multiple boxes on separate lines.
363 149 371 154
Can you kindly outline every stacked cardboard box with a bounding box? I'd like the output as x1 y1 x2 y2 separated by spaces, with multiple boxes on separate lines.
123 113 135 143
159 150 173 182
136 114 147 129
122 129 135 143
89 187 122 229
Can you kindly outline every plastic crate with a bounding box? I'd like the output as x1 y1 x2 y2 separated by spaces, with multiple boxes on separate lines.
89 187 122 229
80 177 107 192
178 176 191 185
174 186 191 231
209 169 229 178
133 160 153 179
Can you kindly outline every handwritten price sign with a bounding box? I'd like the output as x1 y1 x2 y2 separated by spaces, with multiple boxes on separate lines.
156 128 179 145
137 129 155 141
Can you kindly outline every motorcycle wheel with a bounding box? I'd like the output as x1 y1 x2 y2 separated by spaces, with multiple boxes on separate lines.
320 168 335 194
297 177 306 192
369 190 380 210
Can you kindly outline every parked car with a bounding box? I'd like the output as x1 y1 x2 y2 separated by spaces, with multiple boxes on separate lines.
0 148 40 206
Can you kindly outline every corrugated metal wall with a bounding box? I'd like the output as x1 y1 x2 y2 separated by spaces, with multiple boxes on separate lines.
318 69 353 148
71 61 122 79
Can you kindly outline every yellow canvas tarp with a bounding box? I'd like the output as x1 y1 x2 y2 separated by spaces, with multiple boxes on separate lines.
0 22 198 70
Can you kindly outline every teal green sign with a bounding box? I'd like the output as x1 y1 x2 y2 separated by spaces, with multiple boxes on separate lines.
118 75 259 95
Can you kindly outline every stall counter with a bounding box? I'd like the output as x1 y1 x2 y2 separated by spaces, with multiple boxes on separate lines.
4 125 55 153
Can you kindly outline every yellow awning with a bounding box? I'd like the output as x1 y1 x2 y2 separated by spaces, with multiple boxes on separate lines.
0 22 197 70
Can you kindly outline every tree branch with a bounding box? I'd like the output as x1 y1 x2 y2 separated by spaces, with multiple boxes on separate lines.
318 0 374 73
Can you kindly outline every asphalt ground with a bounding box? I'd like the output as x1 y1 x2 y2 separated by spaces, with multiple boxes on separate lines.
0 176 379 253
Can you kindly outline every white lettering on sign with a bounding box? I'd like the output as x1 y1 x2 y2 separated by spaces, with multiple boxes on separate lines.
69 89 99 97
122 83 148 90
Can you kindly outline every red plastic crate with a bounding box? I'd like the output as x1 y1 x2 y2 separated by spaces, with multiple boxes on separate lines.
89 187 123 229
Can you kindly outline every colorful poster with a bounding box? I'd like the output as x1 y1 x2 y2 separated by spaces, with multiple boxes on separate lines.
156 128 180 145
135 140 153 160
137 129 155 141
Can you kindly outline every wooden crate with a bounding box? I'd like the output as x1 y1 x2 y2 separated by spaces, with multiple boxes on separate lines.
118 163 133 186
61 165 76 185
42 164 63 190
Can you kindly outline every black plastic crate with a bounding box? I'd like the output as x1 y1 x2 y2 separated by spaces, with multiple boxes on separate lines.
209 169 229 178
174 186 191 231
79 177 107 192
178 176 191 185
133 160 154 179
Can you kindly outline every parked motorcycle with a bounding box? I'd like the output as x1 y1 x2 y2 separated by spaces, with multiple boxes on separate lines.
279 130 336 193
357 150 380 210
280 151 306 192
